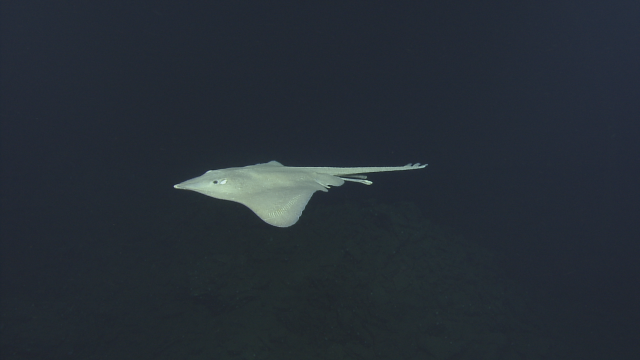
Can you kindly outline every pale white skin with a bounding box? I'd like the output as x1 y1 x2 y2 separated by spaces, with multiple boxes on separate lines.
174 161 427 227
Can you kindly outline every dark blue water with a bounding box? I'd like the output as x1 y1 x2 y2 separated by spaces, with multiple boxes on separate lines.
2 1 639 359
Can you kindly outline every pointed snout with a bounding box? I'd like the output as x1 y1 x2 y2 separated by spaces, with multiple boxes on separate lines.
173 177 208 191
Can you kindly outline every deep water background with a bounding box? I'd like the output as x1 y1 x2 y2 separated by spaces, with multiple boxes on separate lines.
2 1 639 359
